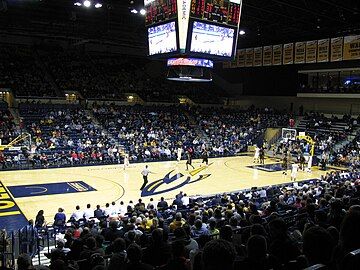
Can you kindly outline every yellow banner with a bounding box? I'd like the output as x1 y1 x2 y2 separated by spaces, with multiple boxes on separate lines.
283 43 294 65
245 48 254 67
331 37 343 62
295 42 306 64
237 49 246 67
306 40 317 63
253 47 263 66
317 39 329 63
272 44 282 65
343 35 360 61
263 46 272 66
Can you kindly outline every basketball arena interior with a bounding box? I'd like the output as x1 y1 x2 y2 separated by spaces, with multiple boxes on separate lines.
0 0 360 269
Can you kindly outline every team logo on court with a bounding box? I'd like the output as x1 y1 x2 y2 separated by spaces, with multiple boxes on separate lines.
141 163 213 197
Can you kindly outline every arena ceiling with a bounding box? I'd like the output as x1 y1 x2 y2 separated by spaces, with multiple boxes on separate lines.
0 0 360 50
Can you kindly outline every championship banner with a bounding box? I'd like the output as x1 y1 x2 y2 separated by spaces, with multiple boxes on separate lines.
330 37 343 62
343 35 360 61
306 40 317 63
317 39 330 63
245 48 254 67
272 44 282 65
295 42 306 64
263 46 272 66
237 49 246 67
253 47 263 66
283 43 294 65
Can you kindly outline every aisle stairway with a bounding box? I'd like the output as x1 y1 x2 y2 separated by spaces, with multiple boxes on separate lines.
185 111 209 143
32 246 53 266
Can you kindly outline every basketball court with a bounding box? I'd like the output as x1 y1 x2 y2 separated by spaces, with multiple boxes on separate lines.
0 155 329 231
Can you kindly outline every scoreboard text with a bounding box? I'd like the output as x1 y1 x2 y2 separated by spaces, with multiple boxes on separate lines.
190 0 241 26
145 0 178 26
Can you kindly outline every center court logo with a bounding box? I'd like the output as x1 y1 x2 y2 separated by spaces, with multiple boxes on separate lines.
141 163 213 197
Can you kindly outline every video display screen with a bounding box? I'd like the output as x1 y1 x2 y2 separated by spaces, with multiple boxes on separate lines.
189 21 235 58
148 21 178 56
167 58 214 68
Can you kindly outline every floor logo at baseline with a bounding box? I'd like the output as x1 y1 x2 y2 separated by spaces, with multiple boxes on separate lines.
247 163 286 172
141 163 213 197
0 181 28 231
7 181 97 198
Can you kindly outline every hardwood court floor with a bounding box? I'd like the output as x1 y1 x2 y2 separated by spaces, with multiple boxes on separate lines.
0 156 327 228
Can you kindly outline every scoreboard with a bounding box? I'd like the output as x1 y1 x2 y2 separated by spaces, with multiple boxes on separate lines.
145 0 178 26
190 0 241 26
145 0 243 60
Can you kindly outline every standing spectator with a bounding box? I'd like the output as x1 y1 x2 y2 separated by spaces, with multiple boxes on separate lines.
35 210 45 229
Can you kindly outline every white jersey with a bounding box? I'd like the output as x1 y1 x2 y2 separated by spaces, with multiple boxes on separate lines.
291 164 299 177
141 168 150 176
177 148 183 161
254 147 260 158
124 154 129 167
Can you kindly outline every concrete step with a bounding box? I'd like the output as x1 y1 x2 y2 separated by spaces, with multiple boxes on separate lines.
32 245 55 266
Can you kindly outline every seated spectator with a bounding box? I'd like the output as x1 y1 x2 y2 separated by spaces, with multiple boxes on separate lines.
83 204 94 220
268 218 300 264
170 212 186 232
107 238 127 270
159 240 191 270
157 197 169 210
126 243 154 270
303 226 335 267
17 253 32 270
191 219 210 238
94 205 104 220
142 228 171 267
54 208 66 228
202 239 236 270
71 205 84 221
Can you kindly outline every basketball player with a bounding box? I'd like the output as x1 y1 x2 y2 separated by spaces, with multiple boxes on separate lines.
186 151 194 171
299 154 306 171
253 146 260 163
140 165 151 191
201 149 209 166
259 147 265 164
123 153 130 170
177 146 183 162
282 153 288 175
291 162 299 181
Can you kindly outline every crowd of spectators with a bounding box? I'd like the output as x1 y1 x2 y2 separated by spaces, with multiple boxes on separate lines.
14 170 360 270
271 112 360 169
0 44 226 103
93 103 199 162
0 45 58 97
40 50 114 100
302 112 359 132
3 103 283 169
15 102 116 168
332 131 360 168
196 106 291 156
0 104 18 145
